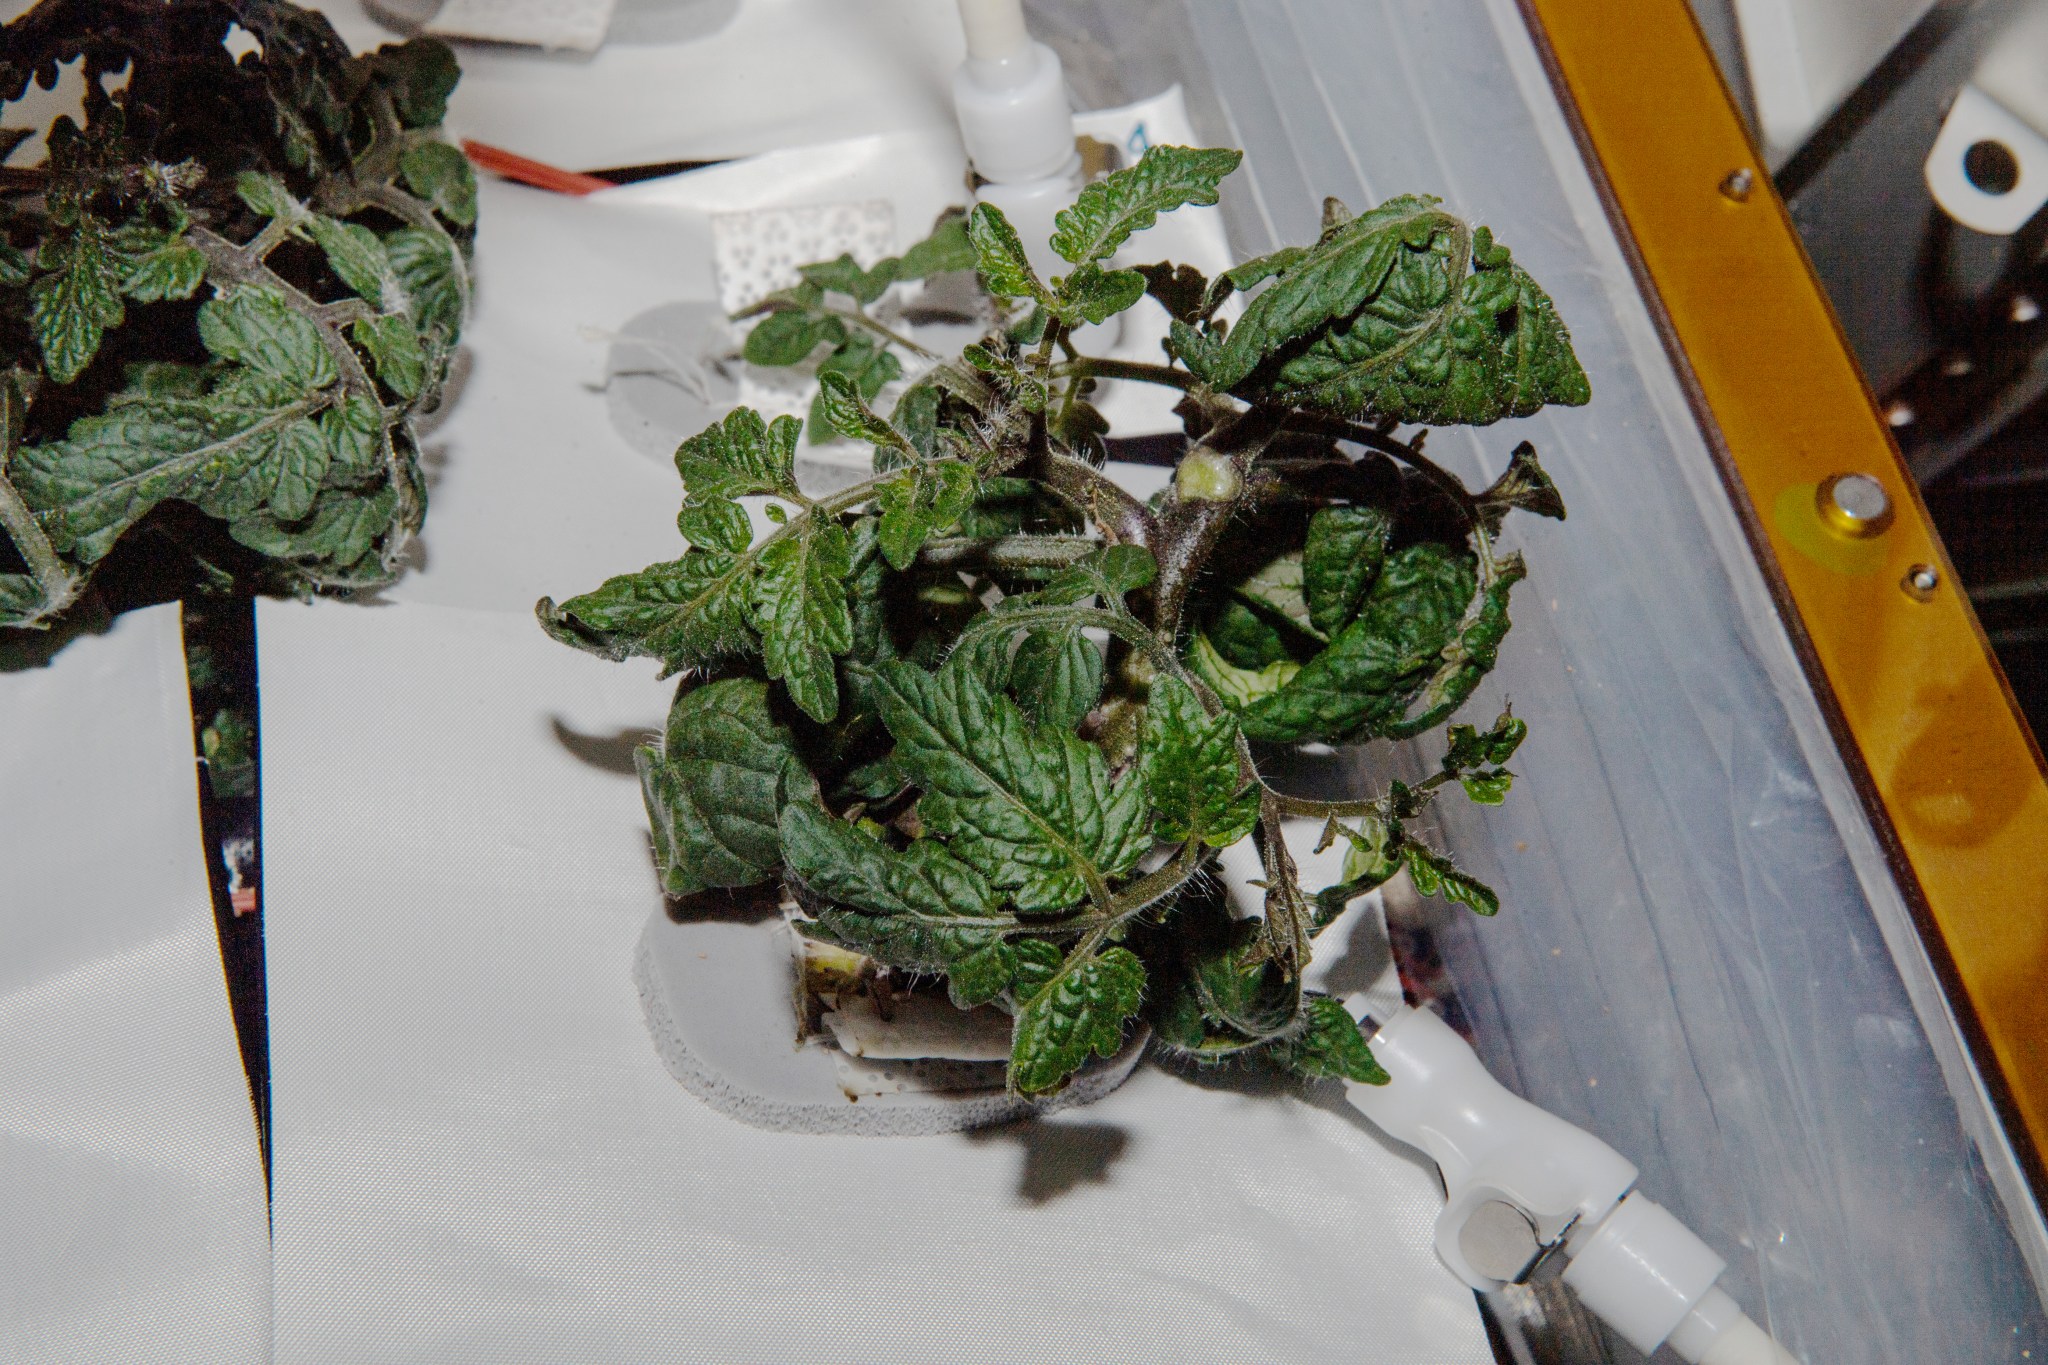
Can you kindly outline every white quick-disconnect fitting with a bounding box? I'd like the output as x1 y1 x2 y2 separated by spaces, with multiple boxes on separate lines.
952 0 1077 186
951 0 1085 285
1347 1006 1797 1365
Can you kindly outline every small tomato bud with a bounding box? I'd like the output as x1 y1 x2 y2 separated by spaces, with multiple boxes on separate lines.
1175 449 1241 502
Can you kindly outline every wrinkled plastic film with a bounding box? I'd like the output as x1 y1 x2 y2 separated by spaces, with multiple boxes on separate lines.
1043 0 2048 1358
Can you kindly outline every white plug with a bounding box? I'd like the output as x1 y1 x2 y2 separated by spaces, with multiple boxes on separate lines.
1347 1006 1797 1365
950 0 1082 284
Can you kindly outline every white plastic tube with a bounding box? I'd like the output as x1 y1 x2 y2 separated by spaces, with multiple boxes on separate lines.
1348 1006 1799 1364
949 0 1111 337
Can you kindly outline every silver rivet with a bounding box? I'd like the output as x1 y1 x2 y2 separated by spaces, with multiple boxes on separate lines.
1719 168 1755 202
1885 400 1916 427
1459 1200 1543 1283
1903 564 1940 601
1817 472 1895 538
2013 294 2041 324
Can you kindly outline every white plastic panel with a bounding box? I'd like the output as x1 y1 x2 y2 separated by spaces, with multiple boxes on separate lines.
1161 0 2048 1358
0 606 272 1364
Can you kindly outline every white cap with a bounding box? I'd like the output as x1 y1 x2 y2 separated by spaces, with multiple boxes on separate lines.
951 4 1076 187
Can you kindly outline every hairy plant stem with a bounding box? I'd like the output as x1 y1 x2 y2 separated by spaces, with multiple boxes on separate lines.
1255 802 1316 967
914 533 1099 572
1046 351 1484 524
0 377 78 623
1038 450 1155 547
1053 356 1195 391
1279 411 1479 519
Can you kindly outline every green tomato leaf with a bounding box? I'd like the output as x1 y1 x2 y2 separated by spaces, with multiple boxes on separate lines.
1049 145 1242 266
1186 631 1299 708
1056 263 1148 326
807 335 903 444
1459 770 1513 804
1444 710 1529 770
676 495 753 555
1140 674 1260 848
799 252 897 306
351 314 426 399
895 212 976 279
875 459 975 571
674 406 800 500
320 395 383 485
1009 943 1146 1096
781 803 1022 1008
1207 200 1591 425
873 655 1150 913
639 678 809 897
1034 543 1157 605
0 239 32 286
32 214 124 384
1236 542 1478 744
816 369 917 459
753 519 854 723
1274 996 1389 1084
268 414 331 521
743 308 838 366
361 37 461 128
227 485 398 570
1197 194 1432 390
966 202 1050 305
1379 554 1527 741
234 171 304 224
399 141 479 227
1303 504 1391 636
1479 439 1568 527
1316 813 1403 928
199 286 338 389
384 226 464 334
120 238 206 303
12 375 336 562
537 550 758 674
1403 843 1500 916
1010 627 1103 734
305 215 395 310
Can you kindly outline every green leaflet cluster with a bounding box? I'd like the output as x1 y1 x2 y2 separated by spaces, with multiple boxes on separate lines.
0 0 473 629
541 144 1592 1102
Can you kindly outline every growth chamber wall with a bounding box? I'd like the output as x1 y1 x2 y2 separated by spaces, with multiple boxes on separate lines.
1032 0 2048 1359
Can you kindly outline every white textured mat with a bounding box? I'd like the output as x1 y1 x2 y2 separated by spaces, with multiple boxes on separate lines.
259 597 1490 1364
0 604 271 1365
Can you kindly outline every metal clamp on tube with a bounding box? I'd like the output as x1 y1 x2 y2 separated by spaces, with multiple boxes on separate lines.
1347 1006 1797 1365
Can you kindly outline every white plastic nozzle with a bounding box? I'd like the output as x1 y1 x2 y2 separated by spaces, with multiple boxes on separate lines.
1666 1287 1802 1365
951 0 1075 188
1346 1006 1798 1363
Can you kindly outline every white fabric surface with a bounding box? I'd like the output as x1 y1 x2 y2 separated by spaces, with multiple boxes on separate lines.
258 597 1491 1364
0 605 272 1365
311 0 968 170
427 0 620 53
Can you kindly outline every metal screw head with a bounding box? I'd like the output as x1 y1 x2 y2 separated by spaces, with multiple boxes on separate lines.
1903 564 1940 601
2013 294 2042 325
1719 168 1755 202
1885 399 1916 428
1816 472 1895 538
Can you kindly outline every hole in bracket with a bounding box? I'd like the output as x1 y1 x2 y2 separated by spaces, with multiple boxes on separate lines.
1963 139 2020 195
